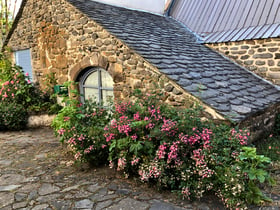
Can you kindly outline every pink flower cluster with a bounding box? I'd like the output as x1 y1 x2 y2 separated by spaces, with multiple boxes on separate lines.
133 112 141 121
104 133 115 142
0 72 31 102
118 124 131 136
181 187 191 200
161 119 178 137
148 106 162 121
139 161 161 181
167 141 179 164
131 156 140 166
58 128 66 135
230 128 250 145
115 102 133 114
156 143 167 159
84 145 94 154
64 116 71 121
117 157 127 171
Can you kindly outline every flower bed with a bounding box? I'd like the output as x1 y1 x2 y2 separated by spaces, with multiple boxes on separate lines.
52 91 275 209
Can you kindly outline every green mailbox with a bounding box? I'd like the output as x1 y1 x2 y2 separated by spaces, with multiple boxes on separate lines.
54 85 68 95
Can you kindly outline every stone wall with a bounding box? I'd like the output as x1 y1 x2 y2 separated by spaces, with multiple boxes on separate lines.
7 0 224 121
238 104 280 142
208 38 280 85
28 114 56 128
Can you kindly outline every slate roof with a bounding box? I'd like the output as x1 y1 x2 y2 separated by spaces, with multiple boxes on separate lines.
70 1 280 121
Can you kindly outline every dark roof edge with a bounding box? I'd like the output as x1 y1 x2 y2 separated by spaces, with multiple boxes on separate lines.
164 0 176 17
2 0 28 51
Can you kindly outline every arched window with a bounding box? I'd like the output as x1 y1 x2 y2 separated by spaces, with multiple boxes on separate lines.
79 67 114 105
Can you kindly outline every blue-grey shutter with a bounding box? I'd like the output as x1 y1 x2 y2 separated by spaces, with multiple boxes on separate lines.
15 49 33 81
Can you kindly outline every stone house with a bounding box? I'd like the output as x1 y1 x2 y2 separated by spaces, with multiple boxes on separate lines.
4 0 280 140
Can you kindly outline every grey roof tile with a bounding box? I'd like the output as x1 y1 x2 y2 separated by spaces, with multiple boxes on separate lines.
216 104 231 112
177 79 192 87
231 105 252 114
197 89 220 100
231 99 243 106
168 75 180 81
68 0 280 122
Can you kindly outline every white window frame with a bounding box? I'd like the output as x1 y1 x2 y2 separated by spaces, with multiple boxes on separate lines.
79 67 114 105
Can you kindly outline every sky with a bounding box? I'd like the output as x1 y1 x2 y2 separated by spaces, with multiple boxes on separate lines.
12 0 170 16
10 0 22 17
11 0 170 16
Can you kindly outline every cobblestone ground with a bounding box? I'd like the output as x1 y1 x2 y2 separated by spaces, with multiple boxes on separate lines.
0 128 279 210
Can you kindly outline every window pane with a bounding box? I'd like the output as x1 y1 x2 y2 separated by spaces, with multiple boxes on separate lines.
101 70 114 89
84 71 99 87
102 89 114 106
15 49 33 81
84 88 99 102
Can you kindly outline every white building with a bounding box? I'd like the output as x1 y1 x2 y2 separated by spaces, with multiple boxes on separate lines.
91 0 170 14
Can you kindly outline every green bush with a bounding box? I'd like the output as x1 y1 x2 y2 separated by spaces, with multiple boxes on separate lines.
52 89 274 209
0 53 61 130
255 113 280 162
52 98 113 165
0 102 28 131
0 53 19 84
255 135 280 162
0 69 55 112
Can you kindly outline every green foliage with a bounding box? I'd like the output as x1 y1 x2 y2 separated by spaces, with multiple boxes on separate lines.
106 100 205 176
43 72 58 95
52 98 113 165
255 135 280 162
0 102 28 131
51 89 274 209
0 0 16 47
0 53 18 83
210 131 274 209
273 113 280 136
255 113 280 162
239 147 273 184
0 53 61 130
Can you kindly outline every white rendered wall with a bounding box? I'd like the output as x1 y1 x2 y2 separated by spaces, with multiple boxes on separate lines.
91 0 168 14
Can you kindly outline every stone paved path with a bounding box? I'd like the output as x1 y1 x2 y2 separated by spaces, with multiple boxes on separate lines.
0 128 279 210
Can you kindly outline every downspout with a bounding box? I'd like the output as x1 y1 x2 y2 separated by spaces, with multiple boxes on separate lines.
164 0 176 17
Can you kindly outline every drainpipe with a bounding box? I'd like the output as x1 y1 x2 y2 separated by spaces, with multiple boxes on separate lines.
164 0 176 17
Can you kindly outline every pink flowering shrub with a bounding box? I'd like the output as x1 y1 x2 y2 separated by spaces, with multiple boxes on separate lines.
52 89 274 209
207 126 274 209
52 99 113 165
138 128 215 200
104 90 273 208
0 53 58 130
0 67 31 130
0 53 57 113
0 70 50 112
0 102 28 130
105 97 204 176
